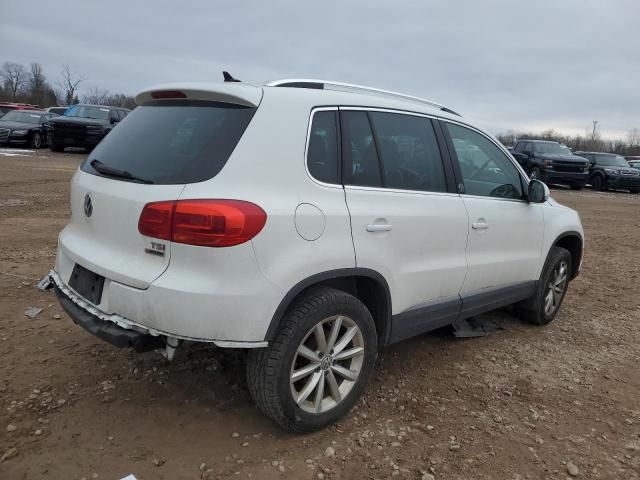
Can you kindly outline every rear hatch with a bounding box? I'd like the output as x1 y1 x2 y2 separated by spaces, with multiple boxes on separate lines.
58 83 261 290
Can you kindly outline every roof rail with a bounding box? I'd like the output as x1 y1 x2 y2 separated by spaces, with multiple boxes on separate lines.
265 79 461 116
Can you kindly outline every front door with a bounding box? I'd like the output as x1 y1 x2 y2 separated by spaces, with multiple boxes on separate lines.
441 121 544 308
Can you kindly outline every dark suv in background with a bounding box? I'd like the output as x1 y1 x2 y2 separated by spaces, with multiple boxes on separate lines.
575 151 640 193
47 104 130 152
511 140 590 189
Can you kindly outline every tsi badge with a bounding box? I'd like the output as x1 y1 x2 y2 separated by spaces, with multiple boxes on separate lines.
145 241 166 257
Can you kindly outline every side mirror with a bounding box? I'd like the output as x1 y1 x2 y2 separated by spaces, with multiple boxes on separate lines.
528 179 549 203
110 117 119 124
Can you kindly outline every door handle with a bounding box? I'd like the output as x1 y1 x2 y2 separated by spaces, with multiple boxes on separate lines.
472 220 489 230
366 224 392 232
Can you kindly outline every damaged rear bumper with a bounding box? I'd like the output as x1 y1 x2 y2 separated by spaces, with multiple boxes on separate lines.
48 270 268 350
54 286 164 352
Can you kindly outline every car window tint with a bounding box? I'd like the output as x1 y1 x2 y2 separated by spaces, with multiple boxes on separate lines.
341 111 381 187
80 100 256 185
368 112 446 192
307 111 339 184
446 123 524 200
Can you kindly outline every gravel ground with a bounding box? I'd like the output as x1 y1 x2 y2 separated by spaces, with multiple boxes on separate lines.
0 149 639 480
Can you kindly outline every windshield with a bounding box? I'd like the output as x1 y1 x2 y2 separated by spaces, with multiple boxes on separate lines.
81 100 256 184
64 105 110 120
534 143 572 155
0 111 43 123
594 154 629 167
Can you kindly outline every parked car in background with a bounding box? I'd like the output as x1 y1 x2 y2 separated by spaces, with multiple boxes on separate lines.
626 156 640 170
0 110 58 148
575 151 640 193
47 104 130 152
50 78 584 432
47 106 69 116
511 140 590 189
0 102 41 118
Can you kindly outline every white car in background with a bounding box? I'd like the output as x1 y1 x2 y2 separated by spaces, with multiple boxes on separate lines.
50 77 584 431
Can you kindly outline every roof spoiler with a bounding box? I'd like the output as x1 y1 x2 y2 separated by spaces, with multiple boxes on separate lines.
135 82 262 107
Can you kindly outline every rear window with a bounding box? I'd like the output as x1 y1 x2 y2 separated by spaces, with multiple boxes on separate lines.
81 100 256 184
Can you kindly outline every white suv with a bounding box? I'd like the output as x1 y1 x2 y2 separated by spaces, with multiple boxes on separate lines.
50 78 584 431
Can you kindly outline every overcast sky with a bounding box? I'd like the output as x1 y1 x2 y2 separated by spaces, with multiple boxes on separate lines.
2 0 639 138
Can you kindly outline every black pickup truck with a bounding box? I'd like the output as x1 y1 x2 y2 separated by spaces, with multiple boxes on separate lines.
511 140 590 189
47 104 130 152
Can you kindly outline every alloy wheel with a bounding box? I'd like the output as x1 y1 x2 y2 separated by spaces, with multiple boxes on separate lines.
290 315 365 414
544 260 568 316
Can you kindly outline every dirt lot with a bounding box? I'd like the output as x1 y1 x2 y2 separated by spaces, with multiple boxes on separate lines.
0 148 639 480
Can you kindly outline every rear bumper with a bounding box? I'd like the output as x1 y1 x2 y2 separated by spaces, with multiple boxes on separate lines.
54 283 164 351
51 261 272 348
543 170 588 186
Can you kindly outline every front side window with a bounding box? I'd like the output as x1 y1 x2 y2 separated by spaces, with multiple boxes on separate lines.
368 112 446 192
446 123 524 200
341 111 382 187
307 110 339 184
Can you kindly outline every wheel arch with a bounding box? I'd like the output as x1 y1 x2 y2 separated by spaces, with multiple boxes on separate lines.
551 231 583 280
265 268 392 346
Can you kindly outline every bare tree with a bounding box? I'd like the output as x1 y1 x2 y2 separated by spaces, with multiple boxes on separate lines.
627 128 640 148
1 62 27 100
82 86 110 105
29 63 46 91
28 63 48 105
58 65 86 105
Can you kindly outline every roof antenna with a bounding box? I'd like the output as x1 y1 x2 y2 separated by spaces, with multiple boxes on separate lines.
223 71 241 83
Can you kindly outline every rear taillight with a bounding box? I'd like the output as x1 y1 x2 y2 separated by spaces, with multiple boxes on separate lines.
138 200 266 247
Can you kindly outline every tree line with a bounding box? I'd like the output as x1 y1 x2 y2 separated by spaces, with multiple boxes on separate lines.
0 61 136 110
498 126 640 157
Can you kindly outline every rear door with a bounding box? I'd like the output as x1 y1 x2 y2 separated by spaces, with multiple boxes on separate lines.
441 120 544 304
57 98 257 290
341 109 468 341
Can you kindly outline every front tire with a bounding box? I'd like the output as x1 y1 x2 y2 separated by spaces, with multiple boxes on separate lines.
246 287 378 432
570 185 583 190
517 246 572 326
590 174 605 191
30 132 43 149
530 167 543 181
50 143 65 153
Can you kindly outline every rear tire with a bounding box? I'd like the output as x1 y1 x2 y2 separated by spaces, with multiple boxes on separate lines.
246 287 377 432
517 246 572 326
630 189 639 194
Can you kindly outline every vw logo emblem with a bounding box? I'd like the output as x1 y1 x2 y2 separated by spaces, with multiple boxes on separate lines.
83 193 93 218
320 356 333 371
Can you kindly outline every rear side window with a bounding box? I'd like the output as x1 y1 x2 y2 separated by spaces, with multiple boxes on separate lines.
307 111 339 184
341 111 381 187
81 100 256 184
368 112 446 192
446 123 524 200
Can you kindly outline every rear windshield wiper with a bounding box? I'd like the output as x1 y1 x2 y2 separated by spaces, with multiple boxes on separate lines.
90 159 154 184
